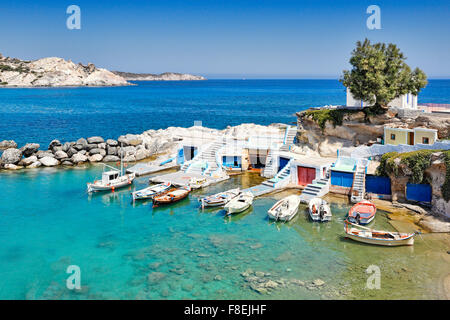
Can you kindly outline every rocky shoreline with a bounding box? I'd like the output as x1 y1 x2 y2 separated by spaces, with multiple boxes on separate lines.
112 71 206 81
0 123 286 170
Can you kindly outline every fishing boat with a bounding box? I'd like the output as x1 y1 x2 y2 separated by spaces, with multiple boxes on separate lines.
267 195 301 221
199 188 240 208
224 192 254 215
348 200 376 225
87 164 135 193
344 220 415 246
152 186 191 206
308 197 332 222
131 182 172 201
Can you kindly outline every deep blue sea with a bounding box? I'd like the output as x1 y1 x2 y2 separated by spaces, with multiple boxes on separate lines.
1 79 449 148
0 80 449 300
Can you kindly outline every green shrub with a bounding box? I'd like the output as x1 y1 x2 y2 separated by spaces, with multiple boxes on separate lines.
442 150 450 201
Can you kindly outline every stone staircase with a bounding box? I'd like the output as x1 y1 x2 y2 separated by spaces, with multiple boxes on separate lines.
350 165 366 203
279 126 297 152
262 149 277 178
182 140 224 176
298 177 330 204
262 159 292 189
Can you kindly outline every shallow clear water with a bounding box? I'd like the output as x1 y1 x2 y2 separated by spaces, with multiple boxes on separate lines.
1 79 449 147
0 167 448 300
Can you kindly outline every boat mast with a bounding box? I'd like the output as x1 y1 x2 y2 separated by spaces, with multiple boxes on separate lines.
120 142 123 175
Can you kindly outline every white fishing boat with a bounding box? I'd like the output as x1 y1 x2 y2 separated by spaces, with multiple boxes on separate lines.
224 192 254 215
308 197 332 222
199 188 240 208
87 164 135 193
132 182 172 201
344 220 415 246
267 195 301 221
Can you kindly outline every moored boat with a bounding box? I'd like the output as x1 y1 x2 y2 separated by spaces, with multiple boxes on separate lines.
87 164 135 193
348 200 376 225
132 182 171 201
308 197 332 222
199 188 240 208
268 195 301 222
152 186 191 206
344 220 415 246
224 192 254 215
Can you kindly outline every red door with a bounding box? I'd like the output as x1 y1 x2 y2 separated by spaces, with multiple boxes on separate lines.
297 166 315 186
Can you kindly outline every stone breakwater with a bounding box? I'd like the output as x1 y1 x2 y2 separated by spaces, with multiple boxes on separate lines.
0 123 287 170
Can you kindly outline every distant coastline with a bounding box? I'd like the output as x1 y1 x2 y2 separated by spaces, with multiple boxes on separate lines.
113 71 206 81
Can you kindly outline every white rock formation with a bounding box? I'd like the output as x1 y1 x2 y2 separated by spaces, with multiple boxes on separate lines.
0 55 129 87
112 71 206 81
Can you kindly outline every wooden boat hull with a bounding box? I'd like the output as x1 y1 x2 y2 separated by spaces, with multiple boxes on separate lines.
224 192 253 215
152 187 190 206
344 221 415 246
87 174 135 193
200 188 240 208
225 202 250 214
132 182 171 201
348 200 376 225
308 197 332 222
268 195 300 222
345 233 414 246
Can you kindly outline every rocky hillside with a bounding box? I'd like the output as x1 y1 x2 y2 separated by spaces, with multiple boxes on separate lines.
113 71 206 81
0 53 130 87
295 107 450 157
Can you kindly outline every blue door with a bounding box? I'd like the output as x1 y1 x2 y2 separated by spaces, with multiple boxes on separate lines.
406 183 432 202
278 157 290 172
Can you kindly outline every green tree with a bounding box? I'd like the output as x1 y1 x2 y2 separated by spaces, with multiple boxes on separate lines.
340 39 428 108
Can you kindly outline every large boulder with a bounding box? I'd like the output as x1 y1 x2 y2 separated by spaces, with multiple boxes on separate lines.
48 139 62 150
98 142 106 149
89 148 106 156
87 136 104 144
106 139 118 146
67 147 78 157
20 143 40 157
0 140 17 150
123 155 136 162
71 153 88 164
118 134 143 146
27 161 42 168
1 148 22 164
103 155 120 162
40 156 60 167
135 149 150 161
4 163 22 170
36 150 54 159
19 155 38 166
88 154 103 162
85 143 98 151
54 150 68 160
107 146 117 155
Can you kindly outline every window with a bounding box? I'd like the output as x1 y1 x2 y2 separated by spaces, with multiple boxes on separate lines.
422 137 429 144
390 134 396 140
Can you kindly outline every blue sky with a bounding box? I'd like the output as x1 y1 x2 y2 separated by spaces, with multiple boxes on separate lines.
0 0 449 78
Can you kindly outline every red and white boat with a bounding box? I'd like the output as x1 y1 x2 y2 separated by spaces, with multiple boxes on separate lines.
348 200 376 225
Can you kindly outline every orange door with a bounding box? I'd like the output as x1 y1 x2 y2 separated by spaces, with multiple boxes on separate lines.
297 166 316 185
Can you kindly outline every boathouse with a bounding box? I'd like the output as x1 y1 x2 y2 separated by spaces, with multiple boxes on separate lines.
329 157 369 195
288 154 334 186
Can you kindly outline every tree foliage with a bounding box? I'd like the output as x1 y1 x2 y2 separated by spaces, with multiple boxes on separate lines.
340 39 428 108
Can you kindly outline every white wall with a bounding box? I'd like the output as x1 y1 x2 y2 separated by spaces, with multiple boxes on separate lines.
346 88 418 109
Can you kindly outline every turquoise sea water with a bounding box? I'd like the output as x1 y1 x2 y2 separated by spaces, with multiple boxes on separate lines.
0 167 448 300
1 79 449 147
1 80 450 300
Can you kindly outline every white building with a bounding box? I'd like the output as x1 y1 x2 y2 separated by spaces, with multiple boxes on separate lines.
346 88 418 109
